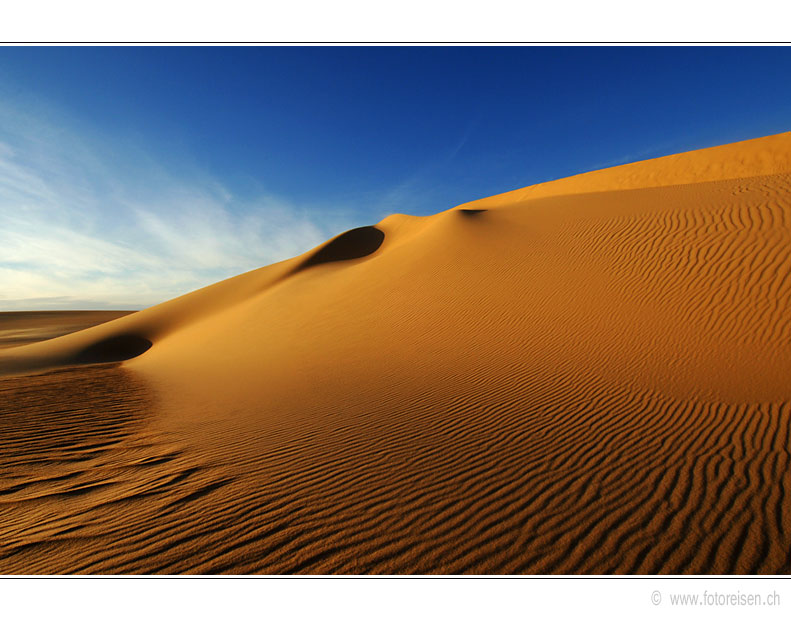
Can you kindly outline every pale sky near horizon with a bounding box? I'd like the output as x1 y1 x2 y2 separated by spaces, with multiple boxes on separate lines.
1 46 790 310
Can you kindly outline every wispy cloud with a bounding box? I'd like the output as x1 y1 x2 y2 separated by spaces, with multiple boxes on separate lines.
0 100 356 310
370 123 476 218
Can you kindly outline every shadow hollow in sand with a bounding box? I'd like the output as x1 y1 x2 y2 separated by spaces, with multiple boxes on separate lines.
73 334 153 364
295 226 385 273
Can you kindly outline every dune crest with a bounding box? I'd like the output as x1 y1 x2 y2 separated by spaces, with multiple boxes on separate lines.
1 133 791 574
459 131 791 206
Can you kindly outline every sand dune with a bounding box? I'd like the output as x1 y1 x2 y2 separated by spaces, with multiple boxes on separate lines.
1 133 791 573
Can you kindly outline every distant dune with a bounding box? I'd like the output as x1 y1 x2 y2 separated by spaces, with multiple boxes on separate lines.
1 133 790 574
0 311 134 350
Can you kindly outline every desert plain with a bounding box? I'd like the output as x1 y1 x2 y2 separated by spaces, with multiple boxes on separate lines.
1 133 790 574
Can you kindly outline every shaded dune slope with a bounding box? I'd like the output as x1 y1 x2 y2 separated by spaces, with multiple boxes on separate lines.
2 133 791 574
292 226 385 273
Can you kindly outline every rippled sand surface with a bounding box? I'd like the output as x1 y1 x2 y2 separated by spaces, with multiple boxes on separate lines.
2 134 790 574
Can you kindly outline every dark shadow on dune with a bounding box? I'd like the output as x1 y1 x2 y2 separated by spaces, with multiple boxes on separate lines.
73 334 153 364
294 226 385 273
459 209 487 216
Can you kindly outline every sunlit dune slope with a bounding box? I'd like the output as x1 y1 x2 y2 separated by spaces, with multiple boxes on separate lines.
2 132 791 574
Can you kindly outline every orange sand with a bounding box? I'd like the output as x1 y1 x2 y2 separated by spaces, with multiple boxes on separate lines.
1 133 790 573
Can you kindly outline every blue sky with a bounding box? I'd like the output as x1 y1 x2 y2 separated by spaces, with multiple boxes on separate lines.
1 46 790 309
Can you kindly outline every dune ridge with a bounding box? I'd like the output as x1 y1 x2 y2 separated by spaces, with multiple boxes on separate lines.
1 132 790 573
460 132 791 206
